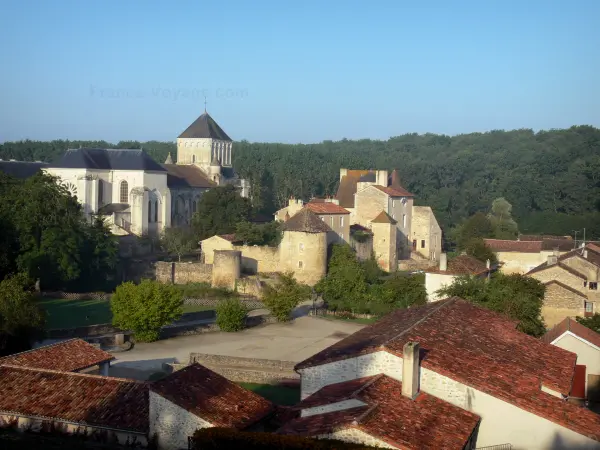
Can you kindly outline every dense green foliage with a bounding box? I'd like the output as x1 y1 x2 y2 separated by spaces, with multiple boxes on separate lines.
464 238 498 265
262 273 310 321
190 428 377 450
437 274 546 336
215 298 247 332
234 221 282 246
0 274 46 356
0 172 118 291
160 226 197 261
192 185 252 240
316 245 426 315
3 126 599 240
576 313 600 333
111 279 183 342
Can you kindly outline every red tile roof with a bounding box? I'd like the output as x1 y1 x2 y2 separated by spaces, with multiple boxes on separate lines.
280 375 480 450
425 254 489 275
371 210 397 224
305 202 350 215
589 243 600 254
519 234 572 241
150 363 273 429
0 339 114 372
282 209 332 233
295 298 600 441
336 170 372 208
373 185 414 198
542 317 600 349
484 239 543 253
0 365 148 433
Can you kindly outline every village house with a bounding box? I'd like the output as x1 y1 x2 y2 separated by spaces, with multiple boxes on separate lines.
542 317 600 404
410 206 442 261
526 243 600 327
304 201 350 245
424 253 493 302
283 298 600 449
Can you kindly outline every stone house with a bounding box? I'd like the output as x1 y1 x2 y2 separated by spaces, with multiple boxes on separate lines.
526 244 600 327
484 237 576 274
370 211 398 272
411 206 442 261
150 363 273 450
424 253 493 302
542 317 600 403
304 201 350 244
283 298 600 449
274 198 305 222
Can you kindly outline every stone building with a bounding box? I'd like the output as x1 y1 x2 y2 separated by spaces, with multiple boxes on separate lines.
282 298 600 449
274 198 305 222
370 211 398 272
411 206 442 261
543 317 600 403
526 243 600 327
304 201 350 244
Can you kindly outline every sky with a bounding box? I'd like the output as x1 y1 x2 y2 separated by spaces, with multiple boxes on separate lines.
0 0 598 144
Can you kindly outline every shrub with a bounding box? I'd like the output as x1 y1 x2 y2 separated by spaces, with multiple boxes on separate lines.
111 279 183 342
262 273 310 322
216 298 247 332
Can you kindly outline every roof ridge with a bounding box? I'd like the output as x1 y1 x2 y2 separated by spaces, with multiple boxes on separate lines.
0 364 146 384
349 374 384 400
352 402 379 426
0 338 78 362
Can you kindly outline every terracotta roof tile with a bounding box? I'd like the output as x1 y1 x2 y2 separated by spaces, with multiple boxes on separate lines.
484 239 543 253
280 375 480 450
282 209 331 234
336 170 372 208
295 298 600 440
150 363 273 429
520 234 572 241
373 185 414 198
589 243 600 254
0 339 114 372
371 210 397 224
0 365 148 433
542 317 600 349
305 202 350 215
425 254 489 275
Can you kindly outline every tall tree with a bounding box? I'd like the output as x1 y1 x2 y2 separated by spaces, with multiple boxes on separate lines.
192 185 251 239
489 197 519 239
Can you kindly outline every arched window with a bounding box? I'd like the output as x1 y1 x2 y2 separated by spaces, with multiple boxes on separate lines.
192 200 197 213
154 200 158 222
98 179 104 205
148 200 152 222
120 180 129 203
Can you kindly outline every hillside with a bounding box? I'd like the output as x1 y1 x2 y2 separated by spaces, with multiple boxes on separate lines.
2 125 599 240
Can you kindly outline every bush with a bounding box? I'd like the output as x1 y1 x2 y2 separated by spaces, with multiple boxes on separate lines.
262 273 310 321
216 298 247 332
111 279 183 342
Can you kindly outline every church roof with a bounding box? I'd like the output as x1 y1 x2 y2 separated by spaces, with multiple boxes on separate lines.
49 149 166 172
282 209 331 233
162 164 216 188
178 112 232 141
0 160 48 179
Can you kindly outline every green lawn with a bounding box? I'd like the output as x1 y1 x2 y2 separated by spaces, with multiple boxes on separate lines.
238 382 300 406
37 298 215 329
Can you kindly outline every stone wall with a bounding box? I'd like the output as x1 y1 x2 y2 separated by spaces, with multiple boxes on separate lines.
232 245 280 274
528 265 586 293
150 391 212 450
39 291 112 301
542 283 586 327
279 231 327 286
317 429 394 449
354 186 387 227
154 261 213 284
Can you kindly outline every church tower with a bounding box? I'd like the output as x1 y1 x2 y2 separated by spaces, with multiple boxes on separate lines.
176 111 233 173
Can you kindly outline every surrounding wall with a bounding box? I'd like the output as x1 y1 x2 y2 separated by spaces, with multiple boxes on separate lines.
552 333 600 397
298 351 600 450
425 272 457 302
232 245 280 274
149 391 212 450
154 261 213 284
542 283 585 327
201 236 234 264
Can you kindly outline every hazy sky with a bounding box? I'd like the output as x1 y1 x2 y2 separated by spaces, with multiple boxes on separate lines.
1 0 598 144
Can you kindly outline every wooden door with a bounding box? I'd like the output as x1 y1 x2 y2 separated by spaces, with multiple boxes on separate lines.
588 374 600 402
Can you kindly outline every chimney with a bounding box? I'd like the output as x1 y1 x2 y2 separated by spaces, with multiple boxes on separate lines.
486 259 491 269
390 169 401 188
439 253 447 271
583 249 588 259
339 168 348 180
376 170 388 187
402 342 420 399
547 255 558 265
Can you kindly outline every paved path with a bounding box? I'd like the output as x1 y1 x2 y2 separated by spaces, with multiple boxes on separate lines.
109 316 364 378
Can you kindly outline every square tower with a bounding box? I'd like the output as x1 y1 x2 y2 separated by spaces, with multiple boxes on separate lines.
176 112 233 170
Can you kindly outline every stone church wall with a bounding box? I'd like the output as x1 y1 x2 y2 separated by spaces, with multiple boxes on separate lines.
232 245 280 274
154 261 213 284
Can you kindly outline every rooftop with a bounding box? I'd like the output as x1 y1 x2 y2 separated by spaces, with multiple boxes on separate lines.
425 254 489 276
0 339 114 372
178 112 232 141
0 160 49 179
162 164 216 188
371 210 397 224
49 148 166 172
0 365 148 433
294 298 600 440
542 317 600 349
484 238 543 253
150 363 273 429
280 375 480 450
373 185 414 198
335 170 372 208
282 208 332 234
305 202 350 215
527 245 600 276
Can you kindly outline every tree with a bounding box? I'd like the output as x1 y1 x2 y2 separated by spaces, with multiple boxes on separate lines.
235 221 282 246
111 279 183 342
215 298 247 332
454 212 494 250
192 185 251 239
437 273 546 336
464 238 498 264
576 314 600 333
0 273 46 356
489 197 519 239
161 227 197 261
262 272 310 321
379 273 427 311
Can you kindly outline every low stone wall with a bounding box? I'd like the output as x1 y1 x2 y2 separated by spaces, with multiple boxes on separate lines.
39 291 112 301
398 259 435 271
188 353 296 371
154 261 213 284
232 245 280 274
183 296 265 310
309 309 376 320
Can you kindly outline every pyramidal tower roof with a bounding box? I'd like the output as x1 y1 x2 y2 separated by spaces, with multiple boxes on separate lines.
283 208 332 233
178 112 232 141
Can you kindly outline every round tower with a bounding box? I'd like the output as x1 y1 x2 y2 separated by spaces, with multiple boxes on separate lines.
212 249 241 290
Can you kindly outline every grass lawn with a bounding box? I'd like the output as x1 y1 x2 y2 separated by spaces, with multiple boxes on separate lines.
37 298 216 329
238 382 300 406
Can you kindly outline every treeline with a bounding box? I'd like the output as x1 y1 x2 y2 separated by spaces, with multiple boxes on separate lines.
2 125 600 240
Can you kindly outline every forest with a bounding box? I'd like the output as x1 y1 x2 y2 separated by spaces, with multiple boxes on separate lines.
2 125 599 241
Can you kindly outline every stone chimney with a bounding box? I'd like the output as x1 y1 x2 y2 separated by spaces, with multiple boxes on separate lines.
376 170 388 187
339 168 348 180
486 259 491 269
584 249 588 259
402 342 420 400
547 255 558 265
439 253 448 271
390 169 402 188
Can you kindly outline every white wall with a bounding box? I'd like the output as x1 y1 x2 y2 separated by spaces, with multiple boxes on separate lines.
299 351 600 450
425 272 457 301
553 333 600 395
149 391 213 450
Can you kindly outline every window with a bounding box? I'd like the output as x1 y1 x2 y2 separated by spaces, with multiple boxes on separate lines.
401 198 407 205
299 243 304 252
298 261 303 269
591 282 598 290
402 214 406 228
585 301 594 317
154 200 158 222
148 200 152 222
192 200 197 213
192 155 196 163
97 179 103 205
120 180 129 203
340 216 344 227
421 240 426 249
